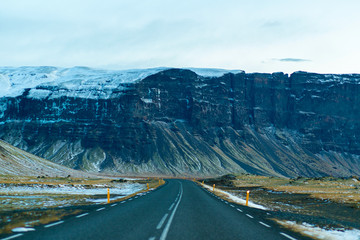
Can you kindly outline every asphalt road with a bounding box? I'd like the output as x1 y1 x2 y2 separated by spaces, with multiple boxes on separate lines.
1 179 311 240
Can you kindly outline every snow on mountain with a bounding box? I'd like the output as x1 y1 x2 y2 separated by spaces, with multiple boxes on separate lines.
0 66 247 100
0 66 169 99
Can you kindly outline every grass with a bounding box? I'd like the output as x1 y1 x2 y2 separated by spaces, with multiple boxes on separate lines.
0 176 165 235
200 174 360 238
222 174 360 205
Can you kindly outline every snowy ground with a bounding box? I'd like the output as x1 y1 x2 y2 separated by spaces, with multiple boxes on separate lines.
277 220 360 240
0 182 145 209
201 183 360 240
202 183 267 210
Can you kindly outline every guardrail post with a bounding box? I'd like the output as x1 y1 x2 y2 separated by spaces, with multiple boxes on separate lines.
147 183 149 190
246 190 249 206
107 188 110 204
213 184 215 192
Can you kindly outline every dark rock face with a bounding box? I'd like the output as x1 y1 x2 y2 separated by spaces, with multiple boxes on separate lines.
0 68 359 177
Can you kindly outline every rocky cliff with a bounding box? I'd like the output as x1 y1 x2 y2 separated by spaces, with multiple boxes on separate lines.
0 67 359 177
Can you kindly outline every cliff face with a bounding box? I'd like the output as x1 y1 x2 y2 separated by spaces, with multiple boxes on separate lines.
0 67 359 177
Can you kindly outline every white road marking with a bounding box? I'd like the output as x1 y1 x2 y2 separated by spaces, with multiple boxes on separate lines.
160 182 183 240
76 213 89 218
280 232 297 240
111 204 117 207
148 237 156 240
246 214 254 219
168 203 175 211
225 202 229 204
259 221 271 228
44 221 64 228
0 234 24 240
236 208 243 212
96 207 105 211
121 201 126 203
156 214 169 229
135 196 138 198
230 204 235 207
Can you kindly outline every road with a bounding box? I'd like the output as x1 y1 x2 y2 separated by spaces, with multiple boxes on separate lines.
1 179 311 240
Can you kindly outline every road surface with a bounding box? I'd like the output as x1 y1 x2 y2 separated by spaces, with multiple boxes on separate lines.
1 179 311 240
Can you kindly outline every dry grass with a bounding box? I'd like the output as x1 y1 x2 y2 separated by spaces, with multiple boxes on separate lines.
0 175 165 235
232 175 360 205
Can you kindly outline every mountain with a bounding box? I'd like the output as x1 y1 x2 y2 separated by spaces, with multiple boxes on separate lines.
0 139 94 177
0 67 359 177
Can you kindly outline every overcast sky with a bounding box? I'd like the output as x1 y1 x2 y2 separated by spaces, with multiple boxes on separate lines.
1 0 360 74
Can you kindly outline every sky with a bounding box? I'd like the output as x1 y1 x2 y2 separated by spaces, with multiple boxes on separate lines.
1 0 360 74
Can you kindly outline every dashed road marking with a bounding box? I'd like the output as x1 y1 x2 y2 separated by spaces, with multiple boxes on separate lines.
168 203 175 211
148 237 156 240
1 234 24 240
246 214 254 219
76 213 89 218
230 204 235 207
156 214 169 230
280 232 297 240
236 208 243 212
160 182 183 240
44 221 64 228
259 221 271 228
225 202 229 204
96 207 105 211
121 201 126 203
111 204 117 207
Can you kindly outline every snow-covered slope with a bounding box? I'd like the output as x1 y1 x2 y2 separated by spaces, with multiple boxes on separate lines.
0 67 169 99
0 66 245 100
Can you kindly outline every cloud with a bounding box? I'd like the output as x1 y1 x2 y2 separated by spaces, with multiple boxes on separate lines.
276 58 310 62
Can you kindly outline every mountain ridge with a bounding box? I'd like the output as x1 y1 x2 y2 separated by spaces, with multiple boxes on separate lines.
0 139 95 177
0 67 359 177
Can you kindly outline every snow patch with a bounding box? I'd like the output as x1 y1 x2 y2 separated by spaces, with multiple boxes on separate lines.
27 89 52 99
0 183 144 196
141 98 153 104
12 227 35 233
202 184 268 210
0 67 168 99
278 220 360 240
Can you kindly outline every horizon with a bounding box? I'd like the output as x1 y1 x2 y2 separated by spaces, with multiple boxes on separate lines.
1 65 360 76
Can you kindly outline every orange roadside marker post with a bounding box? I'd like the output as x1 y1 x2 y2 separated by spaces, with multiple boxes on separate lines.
213 184 215 192
246 190 250 206
107 188 110 204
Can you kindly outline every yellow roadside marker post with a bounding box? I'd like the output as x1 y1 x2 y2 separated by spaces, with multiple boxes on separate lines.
213 184 215 192
246 190 250 206
107 188 110 204
147 183 149 191
202 181 204 185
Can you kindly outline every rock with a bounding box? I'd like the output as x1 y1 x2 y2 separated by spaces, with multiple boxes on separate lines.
0 67 359 177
